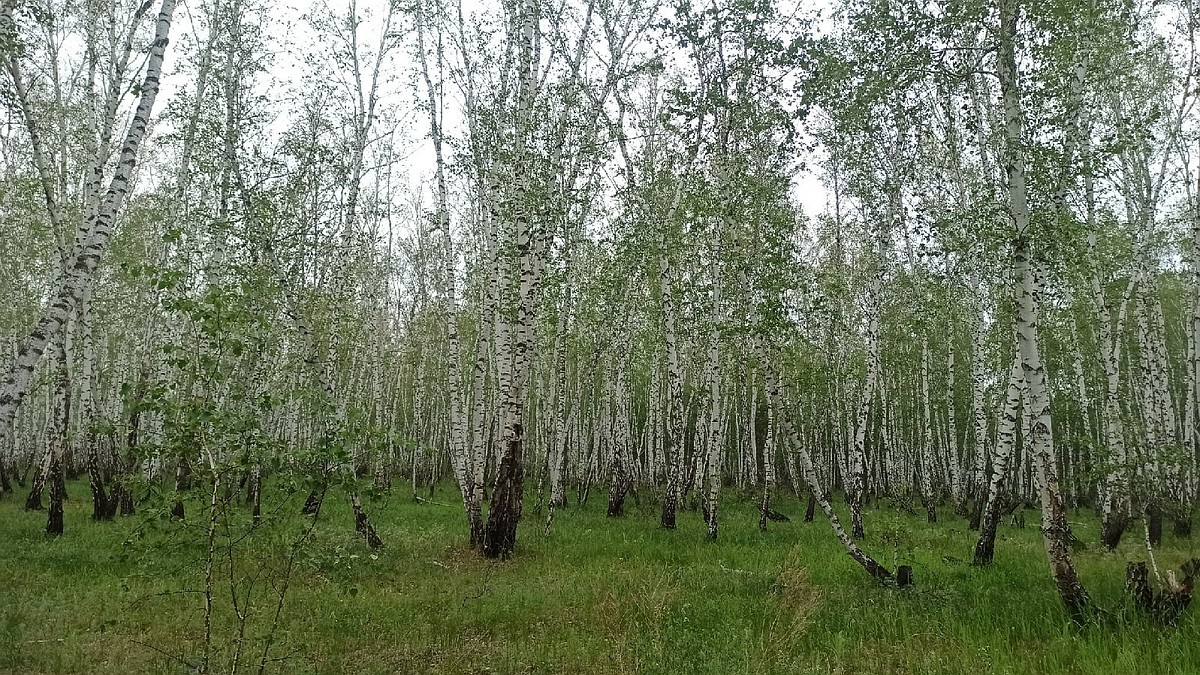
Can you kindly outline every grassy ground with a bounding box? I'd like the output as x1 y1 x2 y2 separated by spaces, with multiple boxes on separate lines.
1 480 1198 674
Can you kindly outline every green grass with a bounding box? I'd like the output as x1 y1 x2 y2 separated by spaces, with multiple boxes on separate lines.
2 480 1198 674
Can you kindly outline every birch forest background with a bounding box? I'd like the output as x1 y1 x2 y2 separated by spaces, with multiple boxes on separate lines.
4 0 1200 672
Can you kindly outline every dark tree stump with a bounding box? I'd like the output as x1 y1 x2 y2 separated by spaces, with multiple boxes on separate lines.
89 472 111 522
103 483 123 520
702 502 715 539
354 507 383 549
607 459 629 518
349 490 383 549
897 565 914 588
607 486 628 518
1126 558 1200 625
25 468 46 511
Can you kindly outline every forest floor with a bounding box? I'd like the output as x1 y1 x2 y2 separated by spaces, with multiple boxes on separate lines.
1 480 1198 674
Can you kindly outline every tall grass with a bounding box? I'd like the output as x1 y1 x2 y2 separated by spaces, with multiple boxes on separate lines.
1 480 1197 674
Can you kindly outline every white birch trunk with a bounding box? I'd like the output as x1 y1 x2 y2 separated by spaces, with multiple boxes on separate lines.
920 338 938 522
849 247 883 539
703 265 724 538
0 0 178 451
997 0 1089 618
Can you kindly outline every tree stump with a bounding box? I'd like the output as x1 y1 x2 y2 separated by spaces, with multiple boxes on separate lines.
1125 558 1200 625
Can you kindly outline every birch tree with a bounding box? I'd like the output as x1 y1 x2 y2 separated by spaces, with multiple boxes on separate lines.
0 0 179 526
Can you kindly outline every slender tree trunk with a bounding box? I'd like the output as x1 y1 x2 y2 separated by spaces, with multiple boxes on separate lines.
607 369 631 517
25 443 51 511
1184 165 1200 535
921 337 938 523
759 379 780 531
659 241 687 529
997 0 1090 619
546 336 569 501
968 286 990 530
947 322 966 516
79 287 109 520
974 348 1024 565
1096 274 1135 548
45 341 70 536
703 255 725 538
850 247 884 539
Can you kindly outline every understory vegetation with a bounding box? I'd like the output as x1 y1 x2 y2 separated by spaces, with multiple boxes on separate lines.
1 481 1197 675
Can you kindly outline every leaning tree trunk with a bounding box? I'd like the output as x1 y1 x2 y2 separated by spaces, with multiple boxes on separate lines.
0 0 178 454
25 442 52 511
763 350 902 585
1017 254 1090 620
